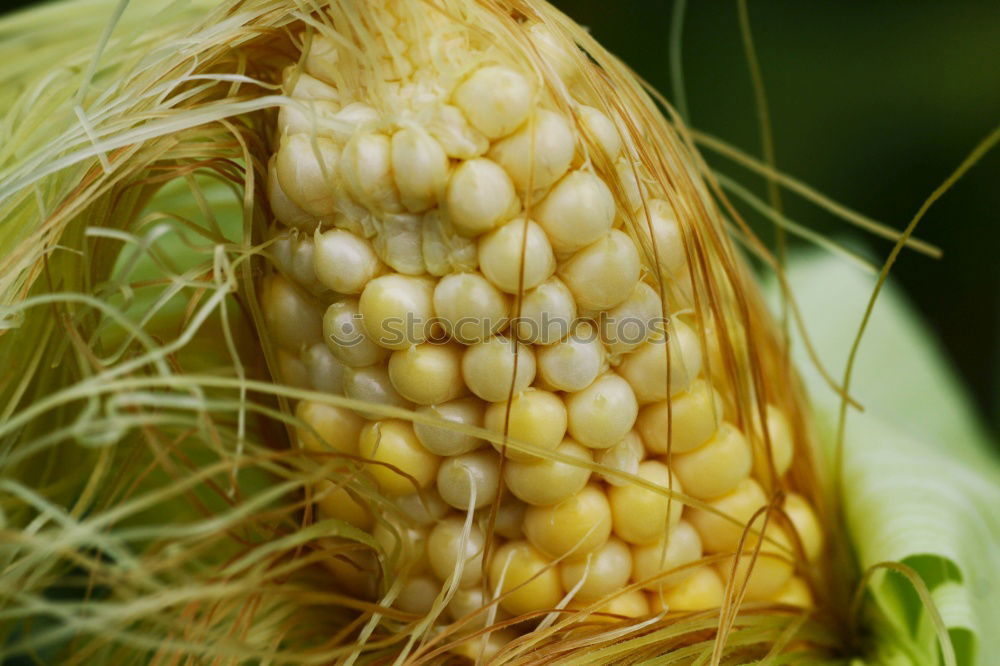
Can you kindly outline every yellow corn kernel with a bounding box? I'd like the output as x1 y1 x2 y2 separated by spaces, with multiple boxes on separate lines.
489 540 562 616
387 342 465 405
648 566 725 612
314 480 373 531
358 419 440 495
783 492 824 561
523 484 613 559
560 536 632 601
484 389 567 462
687 478 768 553
609 461 683 545
637 379 724 455
358 274 436 350
296 400 364 455
671 423 753 500
631 520 702 591
504 438 592 506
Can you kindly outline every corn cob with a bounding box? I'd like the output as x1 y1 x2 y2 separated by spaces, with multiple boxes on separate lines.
259 0 826 658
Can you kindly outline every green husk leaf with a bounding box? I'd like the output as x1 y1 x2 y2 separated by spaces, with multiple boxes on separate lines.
770 250 1000 666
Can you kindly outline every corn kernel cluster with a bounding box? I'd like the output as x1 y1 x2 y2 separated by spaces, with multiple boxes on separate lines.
261 4 822 640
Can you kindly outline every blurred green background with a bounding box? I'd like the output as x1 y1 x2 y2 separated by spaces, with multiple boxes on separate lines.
2 0 997 435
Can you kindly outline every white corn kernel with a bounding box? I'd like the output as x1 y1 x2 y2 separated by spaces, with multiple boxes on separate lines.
323 102 381 142
489 109 575 192
391 126 449 212
427 517 486 588
535 321 606 392
524 484 612 559
577 105 621 159
313 228 384 294
421 210 479 276
428 104 489 159
272 231 322 293
413 398 486 457
453 65 535 139
526 23 579 83
387 343 465 405
303 34 340 84
445 158 519 236
437 448 501 510
322 299 389 368
635 199 687 277
267 156 319 230
504 438 592 506
343 365 412 414
595 430 644 486
462 336 536 403
340 131 402 213
513 277 576 344
433 272 510 344
484 389 567 462
262 275 324 352
278 99 340 137
559 230 640 310
394 488 450 526
600 282 663 356
478 217 556 294
534 170 616 254
615 156 646 212
284 68 340 101
565 373 638 450
275 133 339 217
372 213 425 275
609 461 683 545
359 274 436 350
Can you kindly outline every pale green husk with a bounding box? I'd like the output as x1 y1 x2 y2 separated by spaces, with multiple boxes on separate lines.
771 252 1000 666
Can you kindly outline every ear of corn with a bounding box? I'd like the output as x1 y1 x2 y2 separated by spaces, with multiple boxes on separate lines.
259 0 830 659
3 0 997 664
